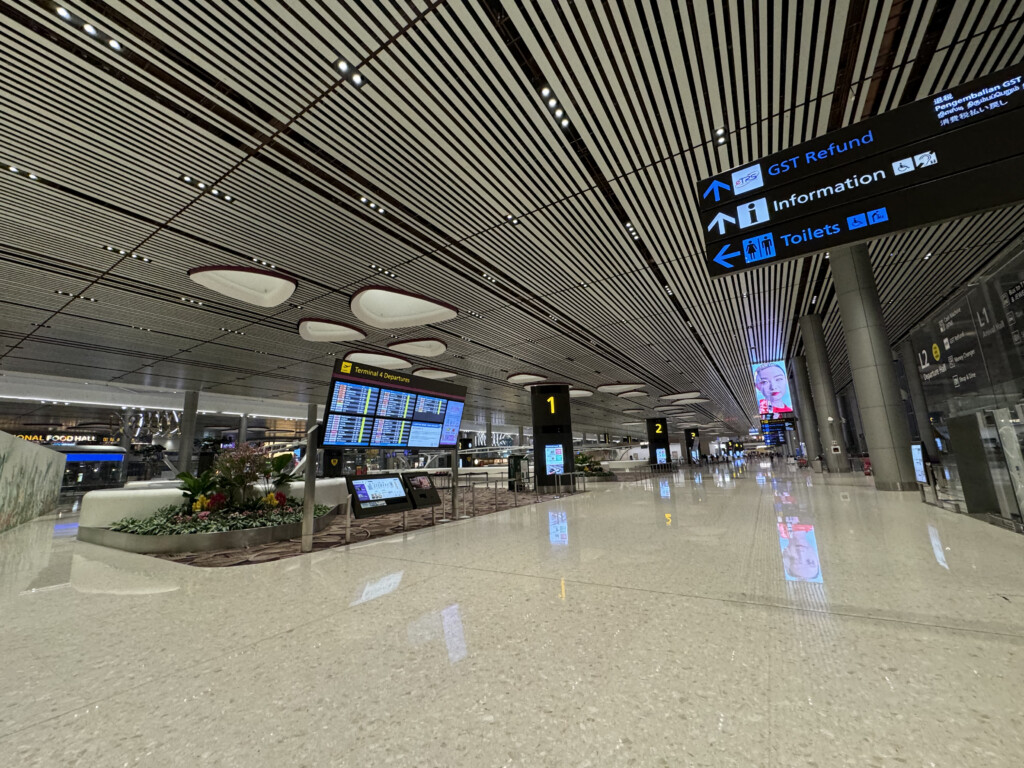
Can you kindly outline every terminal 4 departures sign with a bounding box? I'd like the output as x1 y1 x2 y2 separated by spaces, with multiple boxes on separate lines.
698 64 1024 278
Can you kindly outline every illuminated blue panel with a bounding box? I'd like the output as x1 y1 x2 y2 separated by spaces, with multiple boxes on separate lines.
64 453 124 462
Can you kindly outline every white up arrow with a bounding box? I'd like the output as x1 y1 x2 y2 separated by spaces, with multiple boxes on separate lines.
707 211 736 235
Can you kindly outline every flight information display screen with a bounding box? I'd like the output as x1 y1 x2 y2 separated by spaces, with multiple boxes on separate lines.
321 362 467 449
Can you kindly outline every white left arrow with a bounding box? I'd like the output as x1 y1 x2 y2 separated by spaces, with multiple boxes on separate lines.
707 211 736 235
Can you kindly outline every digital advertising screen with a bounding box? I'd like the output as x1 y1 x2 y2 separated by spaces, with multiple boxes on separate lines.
911 442 928 484
656 447 667 464
545 444 564 475
752 360 795 417
321 362 467 449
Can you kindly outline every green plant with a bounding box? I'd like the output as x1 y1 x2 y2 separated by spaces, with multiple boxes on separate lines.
269 452 297 491
109 501 332 536
176 469 219 503
213 444 265 503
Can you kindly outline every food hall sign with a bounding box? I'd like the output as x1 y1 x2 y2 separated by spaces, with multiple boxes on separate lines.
698 65 1024 277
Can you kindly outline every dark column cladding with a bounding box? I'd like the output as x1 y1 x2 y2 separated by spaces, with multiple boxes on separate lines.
646 418 671 466
531 384 573 490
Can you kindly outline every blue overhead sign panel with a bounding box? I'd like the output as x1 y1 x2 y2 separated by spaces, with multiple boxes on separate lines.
698 65 1024 278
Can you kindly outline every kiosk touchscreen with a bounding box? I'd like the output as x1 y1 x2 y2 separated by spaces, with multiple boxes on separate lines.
402 472 442 509
346 474 412 518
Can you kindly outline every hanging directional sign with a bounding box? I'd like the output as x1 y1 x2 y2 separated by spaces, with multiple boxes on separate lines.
698 64 1024 278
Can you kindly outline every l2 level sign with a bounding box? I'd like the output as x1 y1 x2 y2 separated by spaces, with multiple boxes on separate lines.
698 64 1024 278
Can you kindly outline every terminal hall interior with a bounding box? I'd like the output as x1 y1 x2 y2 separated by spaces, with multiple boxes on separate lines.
2 1 1024 766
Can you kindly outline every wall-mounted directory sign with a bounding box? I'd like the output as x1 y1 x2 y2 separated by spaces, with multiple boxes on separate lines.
320 361 466 449
698 65 1024 277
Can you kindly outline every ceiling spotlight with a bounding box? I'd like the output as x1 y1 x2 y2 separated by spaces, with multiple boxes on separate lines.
561 119 569 127
541 87 551 97
555 109 563 118
360 196 367 203
83 23 96 35
197 182 206 189
716 137 726 145
28 173 37 180
352 74 363 86
715 127 725 136
337 60 350 72
56 7 71 19
8 166 17 173
183 175 191 182
211 189 220 196
109 40 121 51
223 195 233 202
547 98 557 108
925 252 932 259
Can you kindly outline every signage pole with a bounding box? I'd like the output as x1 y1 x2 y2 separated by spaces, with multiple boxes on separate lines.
301 402 318 553
450 446 460 519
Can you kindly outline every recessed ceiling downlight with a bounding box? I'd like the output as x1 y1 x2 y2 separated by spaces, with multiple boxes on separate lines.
597 383 644 394
507 373 546 385
344 351 412 370
188 266 297 308
387 338 447 357
413 368 457 379
297 318 365 343
350 286 458 329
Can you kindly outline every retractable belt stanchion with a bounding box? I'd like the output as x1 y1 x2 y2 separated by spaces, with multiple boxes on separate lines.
403 507 408 532
345 495 352 545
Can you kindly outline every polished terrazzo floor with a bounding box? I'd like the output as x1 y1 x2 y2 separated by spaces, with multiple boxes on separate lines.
3 462 1024 766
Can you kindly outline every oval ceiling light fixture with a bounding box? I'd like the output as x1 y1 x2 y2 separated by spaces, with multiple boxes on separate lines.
297 318 365 343
660 391 702 401
188 266 296 308
387 338 447 357
507 373 547 385
412 368 457 379
350 286 458 329
344 350 412 370
597 383 644 394
568 388 593 398
682 397 710 404
617 390 647 398
622 408 644 414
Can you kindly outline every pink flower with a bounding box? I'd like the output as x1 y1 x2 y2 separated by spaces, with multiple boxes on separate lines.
198 510 211 520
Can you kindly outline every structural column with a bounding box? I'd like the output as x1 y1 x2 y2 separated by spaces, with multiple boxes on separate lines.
119 412 131 451
177 390 199 473
830 243 917 490
486 419 493 449
899 338 939 462
237 414 248 446
798 314 849 472
791 356 822 458
518 425 524 446
301 402 318 553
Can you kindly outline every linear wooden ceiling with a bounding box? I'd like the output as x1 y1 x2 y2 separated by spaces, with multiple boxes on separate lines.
1 0 1022 437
